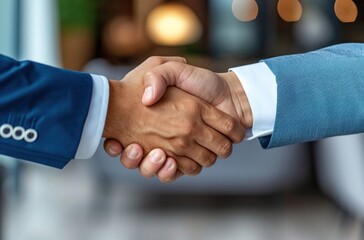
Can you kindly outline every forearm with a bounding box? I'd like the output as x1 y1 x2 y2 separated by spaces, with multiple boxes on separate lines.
261 43 364 148
0 55 93 168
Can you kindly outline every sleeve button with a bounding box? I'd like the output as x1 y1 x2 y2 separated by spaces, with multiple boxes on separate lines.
24 129 38 143
12 126 25 140
0 124 13 138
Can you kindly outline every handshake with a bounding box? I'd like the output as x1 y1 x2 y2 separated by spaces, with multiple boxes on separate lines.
101 57 253 183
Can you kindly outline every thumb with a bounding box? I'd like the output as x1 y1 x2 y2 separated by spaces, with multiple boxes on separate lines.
142 61 204 106
142 72 169 106
142 62 224 107
142 58 187 106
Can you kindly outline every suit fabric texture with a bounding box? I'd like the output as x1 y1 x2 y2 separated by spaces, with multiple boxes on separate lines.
0 55 93 168
260 43 364 148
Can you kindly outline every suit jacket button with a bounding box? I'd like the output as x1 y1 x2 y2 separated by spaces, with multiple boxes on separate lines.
24 129 37 143
12 126 25 140
0 124 13 138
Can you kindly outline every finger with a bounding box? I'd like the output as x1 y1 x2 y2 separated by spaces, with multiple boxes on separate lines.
182 144 217 168
201 105 245 143
194 124 233 159
142 72 167 106
136 56 187 77
139 149 167 178
140 58 187 105
120 144 144 169
142 61 185 106
142 62 219 106
104 138 123 157
145 56 187 68
164 56 186 63
156 157 178 183
173 155 202 176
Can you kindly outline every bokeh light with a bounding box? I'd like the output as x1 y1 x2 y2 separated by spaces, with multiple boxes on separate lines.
277 0 302 22
146 3 202 46
294 5 335 49
334 0 358 23
231 0 259 22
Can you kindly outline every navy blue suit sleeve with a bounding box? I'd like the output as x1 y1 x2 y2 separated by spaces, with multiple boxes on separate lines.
0 55 93 168
259 43 364 148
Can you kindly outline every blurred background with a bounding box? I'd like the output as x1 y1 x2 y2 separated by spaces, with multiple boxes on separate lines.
0 0 364 239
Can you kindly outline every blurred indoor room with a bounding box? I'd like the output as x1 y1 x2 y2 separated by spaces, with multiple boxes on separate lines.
0 0 363 239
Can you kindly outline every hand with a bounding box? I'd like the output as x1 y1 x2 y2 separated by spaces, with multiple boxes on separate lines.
104 60 251 182
102 57 245 180
142 62 253 127
104 57 187 183
103 140 179 182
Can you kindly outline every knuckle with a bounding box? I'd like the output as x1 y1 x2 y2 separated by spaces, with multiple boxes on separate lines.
204 131 215 143
181 97 200 112
219 140 233 158
184 162 202 176
175 138 189 151
179 119 197 136
223 118 235 133
202 153 217 168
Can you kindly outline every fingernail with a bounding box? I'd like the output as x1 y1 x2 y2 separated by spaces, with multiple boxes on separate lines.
166 160 175 171
127 146 138 159
142 86 153 104
107 145 119 156
150 150 162 164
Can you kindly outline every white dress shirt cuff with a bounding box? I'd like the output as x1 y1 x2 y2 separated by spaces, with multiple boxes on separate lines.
230 62 277 140
75 74 109 159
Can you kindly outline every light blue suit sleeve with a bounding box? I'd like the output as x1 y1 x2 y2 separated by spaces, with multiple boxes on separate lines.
0 55 93 168
259 43 364 148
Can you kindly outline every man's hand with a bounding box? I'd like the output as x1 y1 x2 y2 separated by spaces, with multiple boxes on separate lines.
102 57 245 181
104 60 252 183
104 140 180 182
142 62 253 128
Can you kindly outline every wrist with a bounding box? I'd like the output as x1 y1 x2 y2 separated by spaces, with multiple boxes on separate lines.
221 72 253 128
103 79 125 138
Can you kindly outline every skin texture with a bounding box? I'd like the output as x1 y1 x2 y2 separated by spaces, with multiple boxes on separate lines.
102 57 245 179
104 60 252 183
142 62 253 128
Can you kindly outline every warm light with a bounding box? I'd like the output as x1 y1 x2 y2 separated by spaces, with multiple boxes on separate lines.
334 0 358 23
232 0 259 22
277 0 302 22
146 3 202 46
